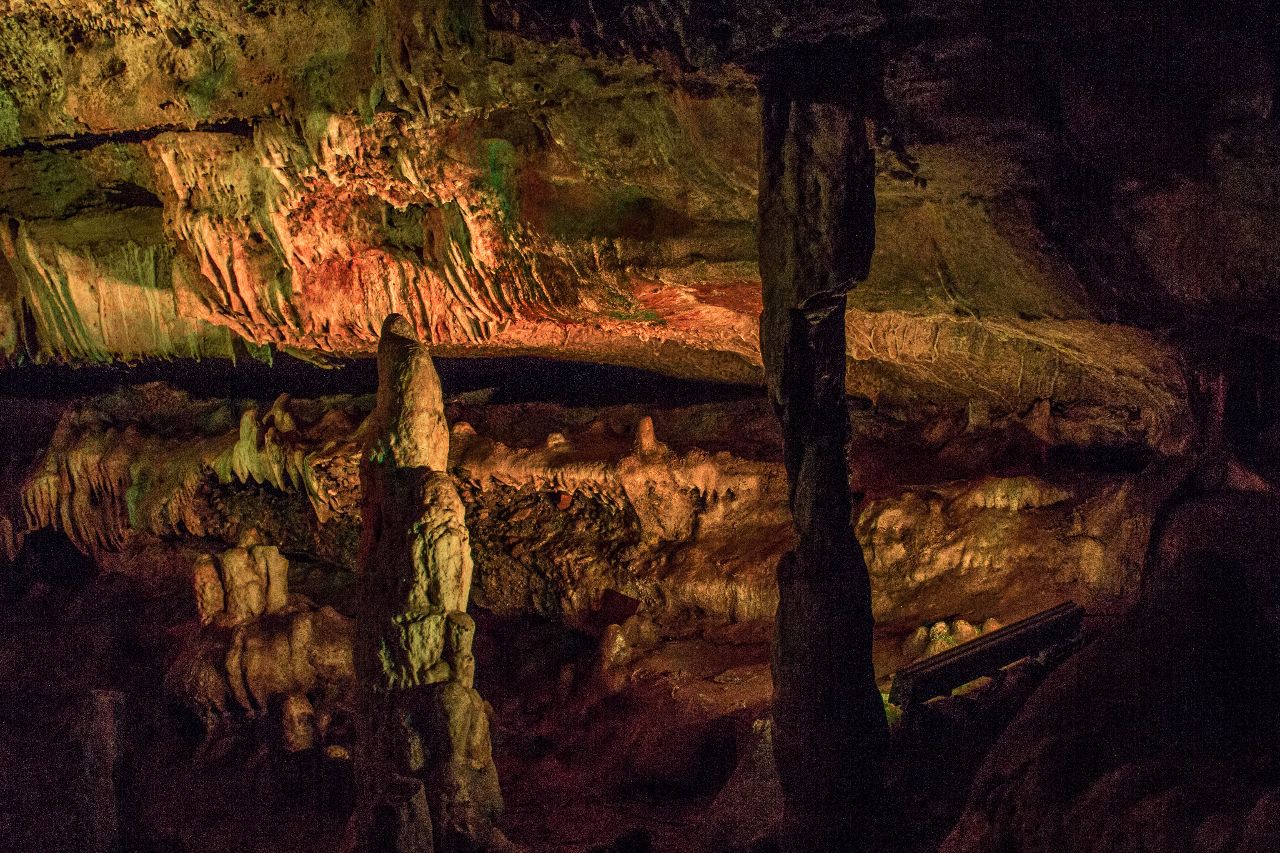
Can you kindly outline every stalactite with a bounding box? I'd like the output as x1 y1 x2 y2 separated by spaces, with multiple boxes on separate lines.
7 393 353 558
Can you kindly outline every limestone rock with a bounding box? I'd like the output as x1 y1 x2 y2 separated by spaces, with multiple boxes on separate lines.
190 545 291 625
219 546 289 623
923 622 957 658
165 599 356 752
192 554 224 626
942 492 1280 853
2 381 1185 647
280 692 319 753
351 314 500 852
369 315 450 473
0 4 1234 461
858 471 1180 625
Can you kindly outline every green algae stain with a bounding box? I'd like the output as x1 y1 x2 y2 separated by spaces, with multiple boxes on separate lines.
301 51 350 113
0 88 19 148
440 0 486 49
244 340 273 366
607 306 665 326
882 692 902 728
482 138 519 223
186 62 231 120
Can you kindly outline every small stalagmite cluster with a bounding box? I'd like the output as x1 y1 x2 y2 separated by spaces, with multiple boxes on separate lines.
166 535 356 754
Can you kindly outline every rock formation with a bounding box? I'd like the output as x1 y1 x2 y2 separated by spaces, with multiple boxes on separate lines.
3 1 1254 460
757 45 888 852
0 2 1279 852
347 314 501 853
1 382 1174 641
942 490 1280 853
165 538 356 754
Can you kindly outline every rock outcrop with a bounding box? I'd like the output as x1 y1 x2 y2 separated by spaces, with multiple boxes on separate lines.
165 539 357 754
1 383 1180 637
943 491 1280 853
8 2 1269 461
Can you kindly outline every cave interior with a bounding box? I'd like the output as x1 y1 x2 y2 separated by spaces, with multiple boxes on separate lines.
1 2 1279 852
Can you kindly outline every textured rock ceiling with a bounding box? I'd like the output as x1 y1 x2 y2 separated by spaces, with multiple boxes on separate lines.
0 0 1276 454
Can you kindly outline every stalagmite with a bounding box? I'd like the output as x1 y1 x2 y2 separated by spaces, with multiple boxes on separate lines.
758 46 888 852
77 690 125 853
347 314 502 853
166 543 356 753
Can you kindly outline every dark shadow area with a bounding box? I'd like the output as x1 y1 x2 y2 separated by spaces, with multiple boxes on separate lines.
1182 550 1280 750
0 353 763 408
0 118 254 156
3 527 97 601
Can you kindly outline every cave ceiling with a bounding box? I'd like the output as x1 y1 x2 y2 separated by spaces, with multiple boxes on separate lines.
0 0 1275 453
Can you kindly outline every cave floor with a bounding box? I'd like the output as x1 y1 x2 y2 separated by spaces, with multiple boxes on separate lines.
0 562 1080 853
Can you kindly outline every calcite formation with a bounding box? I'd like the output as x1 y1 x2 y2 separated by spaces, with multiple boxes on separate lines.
2 1 1259 457
0 0 761 384
0 2 1277 851
0 383 1178 638
165 539 356 754
348 314 500 853
756 48 887 852
452 411 792 624
3 384 357 561
192 544 289 625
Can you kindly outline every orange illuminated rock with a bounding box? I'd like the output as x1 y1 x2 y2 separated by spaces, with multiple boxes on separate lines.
0 3 1217 459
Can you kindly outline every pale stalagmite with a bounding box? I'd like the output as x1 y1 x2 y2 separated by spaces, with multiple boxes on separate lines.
347 313 501 853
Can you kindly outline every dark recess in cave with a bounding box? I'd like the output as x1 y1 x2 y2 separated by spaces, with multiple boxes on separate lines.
4 527 97 600
0 353 763 407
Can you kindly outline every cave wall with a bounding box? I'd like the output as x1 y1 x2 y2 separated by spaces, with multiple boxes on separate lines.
0 0 761 382
5 1 1278 451
1 383 1177 635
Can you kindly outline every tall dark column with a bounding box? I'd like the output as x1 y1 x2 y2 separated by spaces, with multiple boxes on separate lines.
758 50 888 852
